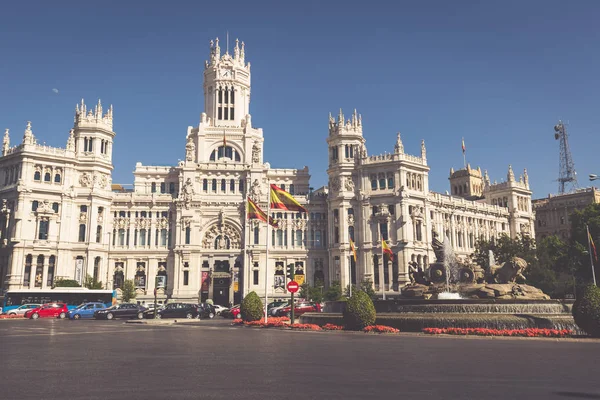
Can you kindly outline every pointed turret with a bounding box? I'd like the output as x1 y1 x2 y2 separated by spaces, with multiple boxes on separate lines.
338 108 344 124
507 164 515 182
523 168 529 188
22 121 34 145
421 139 427 159
2 128 9 156
240 41 245 63
66 129 75 152
394 132 404 154
484 170 490 186
234 38 240 60
450 167 455 177
214 37 221 60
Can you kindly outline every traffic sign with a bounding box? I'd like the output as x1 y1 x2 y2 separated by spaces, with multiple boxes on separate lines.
287 280 299 293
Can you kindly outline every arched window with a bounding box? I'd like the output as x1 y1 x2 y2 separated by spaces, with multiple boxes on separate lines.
203 179 208 192
34 171 41 181
96 225 102 243
160 229 167 246
212 179 217 192
35 255 44 287
78 224 86 242
185 226 191 244
295 229 303 247
239 179 244 193
32 200 38 211
113 268 124 290
230 179 235 193
348 226 355 242
289 184 295 195
23 254 32 286
281 184 286 192
221 179 226 192
54 174 61 183
48 255 56 287
253 226 259 244
38 219 49 240
92 257 100 283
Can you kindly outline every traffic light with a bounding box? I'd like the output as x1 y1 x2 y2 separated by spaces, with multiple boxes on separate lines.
286 263 295 280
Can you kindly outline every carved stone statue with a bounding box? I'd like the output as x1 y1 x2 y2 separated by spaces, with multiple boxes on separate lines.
252 142 261 163
182 178 194 209
250 179 262 201
185 137 196 162
344 177 355 191
218 235 227 249
488 257 528 284
431 229 444 263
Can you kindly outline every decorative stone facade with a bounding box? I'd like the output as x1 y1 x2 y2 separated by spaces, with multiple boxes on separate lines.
0 38 535 304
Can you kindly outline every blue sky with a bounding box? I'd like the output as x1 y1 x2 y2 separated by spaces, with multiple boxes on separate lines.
1 0 599 198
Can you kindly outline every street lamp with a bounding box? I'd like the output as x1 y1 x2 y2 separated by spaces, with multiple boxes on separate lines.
590 174 598 181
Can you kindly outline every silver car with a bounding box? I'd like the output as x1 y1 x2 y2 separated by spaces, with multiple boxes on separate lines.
6 304 42 316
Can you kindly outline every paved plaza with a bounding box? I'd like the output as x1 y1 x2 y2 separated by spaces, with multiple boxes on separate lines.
0 319 598 400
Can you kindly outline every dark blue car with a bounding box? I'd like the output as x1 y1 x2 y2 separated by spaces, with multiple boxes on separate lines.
68 302 107 319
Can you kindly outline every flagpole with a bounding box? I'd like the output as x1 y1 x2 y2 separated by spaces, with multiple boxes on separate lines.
264 188 271 322
462 137 466 168
587 225 597 286
381 239 386 301
243 198 249 301
348 246 352 298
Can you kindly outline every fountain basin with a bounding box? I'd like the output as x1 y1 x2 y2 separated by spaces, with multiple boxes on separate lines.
314 299 580 333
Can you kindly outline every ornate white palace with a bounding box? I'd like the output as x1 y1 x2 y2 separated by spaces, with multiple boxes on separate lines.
0 38 535 305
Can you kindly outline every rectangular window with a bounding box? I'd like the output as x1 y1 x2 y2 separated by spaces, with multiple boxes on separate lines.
253 270 259 285
230 107 234 120
139 229 147 246
254 227 259 244
387 174 395 189
224 107 228 120
183 270 189 286
38 220 49 240
380 222 388 241
169 182 175 194
160 183 166 193
334 227 339 244
185 227 191 244
151 182 156 193
118 229 125 246
388 205 395 215
218 107 222 120
160 229 168 246
78 224 86 242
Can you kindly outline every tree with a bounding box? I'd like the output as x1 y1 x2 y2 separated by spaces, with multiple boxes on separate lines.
120 279 137 303
300 281 325 304
240 291 263 322
324 280 343 301
471 233 537 269
359 278 377 301
568 203 600 287
84 274 104 290
52 279 80 288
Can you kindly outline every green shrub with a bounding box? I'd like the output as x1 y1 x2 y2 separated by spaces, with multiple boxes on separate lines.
52 279 81 288
343 290 376 330
240 291 264 322
325 281 343 301
573 284 600 337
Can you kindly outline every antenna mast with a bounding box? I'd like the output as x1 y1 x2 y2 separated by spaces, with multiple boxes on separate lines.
554 120 578 194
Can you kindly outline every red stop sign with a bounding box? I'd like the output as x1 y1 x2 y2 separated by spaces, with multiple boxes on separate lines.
287 280 299 293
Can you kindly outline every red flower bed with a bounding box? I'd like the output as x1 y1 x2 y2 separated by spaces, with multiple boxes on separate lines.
0 314 23 319
363 325 400 334
321 323 344 331
422 327 572 338
289 323 322 331
232 317 290 328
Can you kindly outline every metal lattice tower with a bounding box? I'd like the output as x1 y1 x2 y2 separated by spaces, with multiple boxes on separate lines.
554 121 578 194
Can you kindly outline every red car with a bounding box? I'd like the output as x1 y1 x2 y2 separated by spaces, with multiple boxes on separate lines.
276 302 321 318
24 303 69 319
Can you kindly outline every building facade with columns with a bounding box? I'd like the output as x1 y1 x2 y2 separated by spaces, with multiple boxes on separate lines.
0 38 535 305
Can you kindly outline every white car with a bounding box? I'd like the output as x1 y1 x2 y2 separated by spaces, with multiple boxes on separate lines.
6 304 42 316
212 305 228 316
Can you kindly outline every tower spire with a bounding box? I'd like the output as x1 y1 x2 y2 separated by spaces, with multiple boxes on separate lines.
2 128 10 156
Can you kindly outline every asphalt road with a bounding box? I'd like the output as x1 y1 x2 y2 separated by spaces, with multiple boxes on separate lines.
0 318 598 400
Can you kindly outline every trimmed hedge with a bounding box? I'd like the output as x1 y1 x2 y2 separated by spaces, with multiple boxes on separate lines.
572 284 600 337
240 291 264 322
343 290 376 330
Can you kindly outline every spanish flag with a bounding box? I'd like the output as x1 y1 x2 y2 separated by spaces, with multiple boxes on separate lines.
270 184 307 213
350 239 357 262
587 225 597 262
461 138 466 154
247 197 278 228
382 239 394 261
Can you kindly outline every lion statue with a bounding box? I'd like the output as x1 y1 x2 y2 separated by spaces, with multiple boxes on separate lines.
487 256 528 284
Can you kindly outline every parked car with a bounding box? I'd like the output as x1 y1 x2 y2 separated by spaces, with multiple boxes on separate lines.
221 304 240 319
5 304 41 317
269 301 292 317
197 303 216 319
94 303 146 320
212 304 228 316
24 303 69 319
68 302 107 320
147 303 198 319
276 302 321 318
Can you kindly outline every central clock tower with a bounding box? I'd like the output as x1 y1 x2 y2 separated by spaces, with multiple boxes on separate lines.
202 37 251 128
